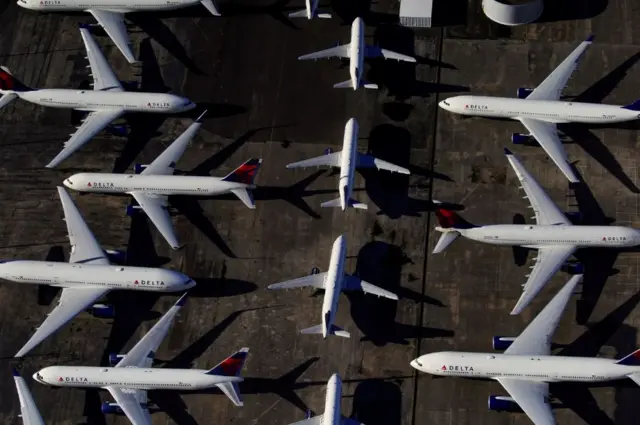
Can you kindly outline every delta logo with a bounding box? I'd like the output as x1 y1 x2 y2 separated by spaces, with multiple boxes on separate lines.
464 104 488 110
602 236 627 241
134 280 166 286
40 1 61 4
88 182 114 188
441 365 474 372
61 376 88 383
147 102 170 108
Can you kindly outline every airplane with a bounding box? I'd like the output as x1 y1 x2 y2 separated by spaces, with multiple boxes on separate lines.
12 369 45 425
410 274 640 425
298 17 416 90
288 0 331 19
432 148 640 315
267 234 398 338
0 27 195 169
438 35 640 183
281 374 361 425
17 0 221 64
33 294 250 425
286 117 409 210
62 113 262 250
8 187 196 358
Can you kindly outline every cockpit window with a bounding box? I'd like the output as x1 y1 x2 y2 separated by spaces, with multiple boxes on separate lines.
36 372 43 381
443 101 450 106
66 179 73 185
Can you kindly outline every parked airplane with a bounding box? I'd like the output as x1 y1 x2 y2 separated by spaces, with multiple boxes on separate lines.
281 374 361 425
34 294 249 425
298 17 416 89
8 187 195 358
438 35 640 183
267 234 397 338
17 0 220 64
286 118 409 210
289 0 331 19
0 27 195 168
63 113 262 250
411 274 640 425
12 369 45 425
433 149 640 315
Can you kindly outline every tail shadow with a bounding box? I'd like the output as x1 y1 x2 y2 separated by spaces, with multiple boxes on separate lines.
350 379 402 425
572 52 640 104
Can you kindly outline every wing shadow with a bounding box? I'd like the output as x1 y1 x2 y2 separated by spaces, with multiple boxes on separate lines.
572 52 640 104
350 379 403 425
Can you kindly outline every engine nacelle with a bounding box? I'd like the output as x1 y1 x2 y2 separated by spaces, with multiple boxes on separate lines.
516 87 533 99
88 304 115 318
488 395 519 412
104 249 127 264
134 164 148 174
511 133 530 144
492 336 516 351
562 261 584 274
101 402 125 415
125 204 142 217
107 124 128 137
324 148 334 155
311 267 320 275
108 353 126 366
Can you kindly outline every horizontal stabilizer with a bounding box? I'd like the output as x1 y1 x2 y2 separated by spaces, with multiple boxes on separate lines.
628 372 640 387
432 231 460 254
333 80 354 89
317 13 332 18
231 188 256 209
288 9 308 17
201 0 221 16
0 92 17 109
300 324 350 338
216 381 244 407
320 198 368 210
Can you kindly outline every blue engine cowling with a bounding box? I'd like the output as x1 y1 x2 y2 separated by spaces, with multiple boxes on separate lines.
121 80 139 91
88 304 115 319
511 133 530 144
517 88 533 99
101 402 125 415
324 148 334 155
107 125 128 137
492 336 516 351
562 261 584 274
311 267 320 275
108 353 125 366
488 395 519 412
134 164 148 174
104 249 126 264
125 204 142 216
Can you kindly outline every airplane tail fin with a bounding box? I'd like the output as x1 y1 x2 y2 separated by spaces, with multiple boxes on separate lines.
221 158 262 185
622 100 640 111
0 67 31 92
333 80 378 89
300 324 351 338
433 201 475 230
321 197 368 210
200 0 221 16
616 348 640 366
207 348 249 406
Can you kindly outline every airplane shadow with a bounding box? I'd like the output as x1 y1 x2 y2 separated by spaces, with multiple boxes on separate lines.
537 0 608 23
362 124 452 218
344 241 452 346
329 0 397 27
571 52 640 105
349 379 403 425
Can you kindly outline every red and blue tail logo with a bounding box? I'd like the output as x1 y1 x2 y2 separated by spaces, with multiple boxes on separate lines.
434 208 475 229
0 69 30 91
222 159 262 185
206 348 249 376
616 348 640 366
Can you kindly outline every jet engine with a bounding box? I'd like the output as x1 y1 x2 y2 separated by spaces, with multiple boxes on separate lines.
311 267 320 275
108 353 126 366
125 204 143 217
492 336 516 351
104 249 127 264
134 164 148 174
561 261 584 275
106 124 128 137
511 133 531 144
516 88 533 99
87 304 115 318
324 148 334 155
488 395 520 412
101 402 125 415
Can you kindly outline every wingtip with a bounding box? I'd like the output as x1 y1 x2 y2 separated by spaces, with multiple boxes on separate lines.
78 23 92 30
239 347 249 353
11 368 20 377
195 110 208 123
503 148 513 155
175 292 189 307
586 34 595 42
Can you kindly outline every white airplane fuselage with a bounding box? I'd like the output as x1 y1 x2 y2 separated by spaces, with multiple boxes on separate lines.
322 235 347 337
455 224 640 248
349 18 366 90
64 173 253 197
411 351 639 383
34 365 241 391
338 118 359 210
18 0 200 13
324 374 342 425
0 260 194 291
440 95 640 124
6 89 194 113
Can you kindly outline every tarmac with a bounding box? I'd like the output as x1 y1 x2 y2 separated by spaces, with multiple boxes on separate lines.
0 0 637 425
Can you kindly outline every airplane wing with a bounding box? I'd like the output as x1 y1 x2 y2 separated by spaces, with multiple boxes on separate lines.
495 379 555 425
288 415 324 425
15 286 109 357
365 45 416 62
356 153 410 174
105 387 152 425
46 109 125 168
515 119 579 184
116 294 187 368
12 370 45 425
128 191 181 250
526 36 593 101
85 12 137 65
343 275 398 300
286 152 342 169
298 44 350 60
79 26 125 91
510 245 577 315
57 186 110 265
504 147 571 225
506 275 581 356
141 113 205 176
267 272 327 290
